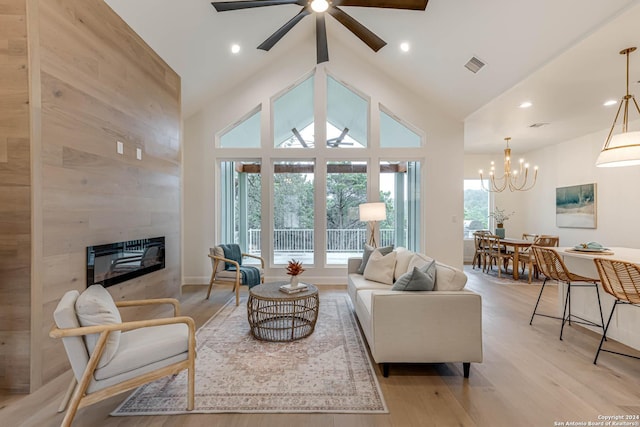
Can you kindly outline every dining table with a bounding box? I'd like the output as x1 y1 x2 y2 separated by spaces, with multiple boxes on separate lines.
498 237 534 280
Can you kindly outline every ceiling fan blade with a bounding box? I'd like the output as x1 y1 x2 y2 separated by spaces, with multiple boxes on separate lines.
316 13 329 63
333 0 428 10
257 8 311 51
212 0 304 12
328 7 386 52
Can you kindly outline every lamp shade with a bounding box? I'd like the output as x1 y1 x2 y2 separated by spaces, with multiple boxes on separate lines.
359 202 386 221
596 131 640 167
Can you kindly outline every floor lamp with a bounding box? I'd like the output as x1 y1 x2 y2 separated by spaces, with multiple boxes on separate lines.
359 202 386 247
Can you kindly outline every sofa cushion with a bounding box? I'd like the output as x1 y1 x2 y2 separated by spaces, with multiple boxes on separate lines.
357 244 394 274
392 260 436 291
394 248 415 281
348 273 393 304
75 285 121 368
363 250 397 285
407 254 467 291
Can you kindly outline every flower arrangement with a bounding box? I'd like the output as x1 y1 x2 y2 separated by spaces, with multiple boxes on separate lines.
489 207 515 226
286 259 305 276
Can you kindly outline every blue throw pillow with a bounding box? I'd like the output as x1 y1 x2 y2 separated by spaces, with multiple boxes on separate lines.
357 244 394 275
391 259 437 291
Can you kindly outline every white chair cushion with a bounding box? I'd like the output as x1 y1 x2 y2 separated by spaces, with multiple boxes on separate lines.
210 246 225 273
363 249 397 285
394 248 415 281
94 323 189 380
75 285 122 368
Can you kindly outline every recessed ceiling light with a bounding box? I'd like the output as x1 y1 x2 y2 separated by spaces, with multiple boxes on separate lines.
603 99 617 106
519 101 532 108
400 42 410 53
231 44 241 54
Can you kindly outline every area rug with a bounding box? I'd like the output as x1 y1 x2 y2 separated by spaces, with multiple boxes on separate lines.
112 294 387 415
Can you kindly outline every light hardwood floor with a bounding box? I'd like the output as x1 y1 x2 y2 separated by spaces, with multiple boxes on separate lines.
2 268 640 427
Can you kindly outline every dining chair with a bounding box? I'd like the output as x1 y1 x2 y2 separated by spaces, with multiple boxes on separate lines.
530 246 605 340
472 230 491 270
592 258 640 364
483 234 513 278
521 235 560 283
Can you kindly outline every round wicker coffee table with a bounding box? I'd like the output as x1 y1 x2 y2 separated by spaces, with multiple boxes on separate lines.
247 281 319 342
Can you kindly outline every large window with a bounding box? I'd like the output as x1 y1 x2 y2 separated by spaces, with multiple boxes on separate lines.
216 68 427 269
326 76 367 148
219 108 261 148
380 161 421 251
380 108 421 148
219 161 262 263
273 76 314 148
273 161 315 264
464 179 490 238
326 161 368 264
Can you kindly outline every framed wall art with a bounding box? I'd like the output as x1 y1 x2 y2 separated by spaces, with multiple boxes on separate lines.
556 183 597 228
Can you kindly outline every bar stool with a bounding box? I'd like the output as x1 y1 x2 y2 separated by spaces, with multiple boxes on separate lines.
593 258 640 364
530 246 606 340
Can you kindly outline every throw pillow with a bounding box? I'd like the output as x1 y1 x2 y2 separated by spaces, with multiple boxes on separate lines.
211 246 225 273
357 244 394 274
75 285 122 368
363 249 397 285
392 259 437 291
394 248 415 281
407 253 434 272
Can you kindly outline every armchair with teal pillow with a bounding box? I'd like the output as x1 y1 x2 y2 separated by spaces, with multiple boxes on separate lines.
208 244 265 305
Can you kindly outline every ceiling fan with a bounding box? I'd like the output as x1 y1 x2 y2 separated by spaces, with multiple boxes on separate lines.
211 0 429 64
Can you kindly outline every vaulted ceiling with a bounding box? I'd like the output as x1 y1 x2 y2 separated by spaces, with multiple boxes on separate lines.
105 0 640 153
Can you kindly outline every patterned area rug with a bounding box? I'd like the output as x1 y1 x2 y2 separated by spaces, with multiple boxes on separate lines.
112 294 387 415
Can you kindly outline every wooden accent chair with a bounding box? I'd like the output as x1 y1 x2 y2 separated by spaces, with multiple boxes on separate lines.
530 246 605 340
593 258 640 364
50 285 196 427
207 245 265 305
521 235 559 283
483 234 513 278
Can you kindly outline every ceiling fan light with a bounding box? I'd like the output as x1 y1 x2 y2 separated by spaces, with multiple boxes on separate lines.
311 0 329 13
595 131 640 167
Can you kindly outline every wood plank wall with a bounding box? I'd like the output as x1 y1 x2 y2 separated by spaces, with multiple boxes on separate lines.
32 0 181 389
0 0 32 393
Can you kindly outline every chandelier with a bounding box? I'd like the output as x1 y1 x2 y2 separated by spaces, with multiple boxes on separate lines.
596 47 640 167
479 137 538 192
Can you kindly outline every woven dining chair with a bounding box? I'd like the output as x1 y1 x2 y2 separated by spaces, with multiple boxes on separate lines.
522 235 560 283
593 258 640 364
530 246 605 340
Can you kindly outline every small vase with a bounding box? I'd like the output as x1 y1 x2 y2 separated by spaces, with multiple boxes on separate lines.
495 227 505 238
289 275 299 288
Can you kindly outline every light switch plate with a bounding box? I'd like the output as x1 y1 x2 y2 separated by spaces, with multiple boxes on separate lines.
136 148 142 160
117 141 124 154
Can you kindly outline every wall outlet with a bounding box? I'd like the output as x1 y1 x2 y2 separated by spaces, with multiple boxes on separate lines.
136 148 142 160
117 141 124 155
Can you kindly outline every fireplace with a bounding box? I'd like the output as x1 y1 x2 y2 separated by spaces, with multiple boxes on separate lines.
86 237 165 288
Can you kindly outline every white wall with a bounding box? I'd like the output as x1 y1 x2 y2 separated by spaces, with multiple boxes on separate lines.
182 40 465 285
465 127 640 249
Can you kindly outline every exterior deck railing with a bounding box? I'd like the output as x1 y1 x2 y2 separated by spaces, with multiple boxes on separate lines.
247 228 398 254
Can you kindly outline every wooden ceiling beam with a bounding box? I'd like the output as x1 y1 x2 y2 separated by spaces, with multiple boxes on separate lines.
235 162 407 174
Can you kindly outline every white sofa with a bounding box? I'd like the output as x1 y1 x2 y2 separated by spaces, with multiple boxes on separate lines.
347 249 483 377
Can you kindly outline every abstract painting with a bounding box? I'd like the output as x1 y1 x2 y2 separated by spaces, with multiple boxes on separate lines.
556 183 597 228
